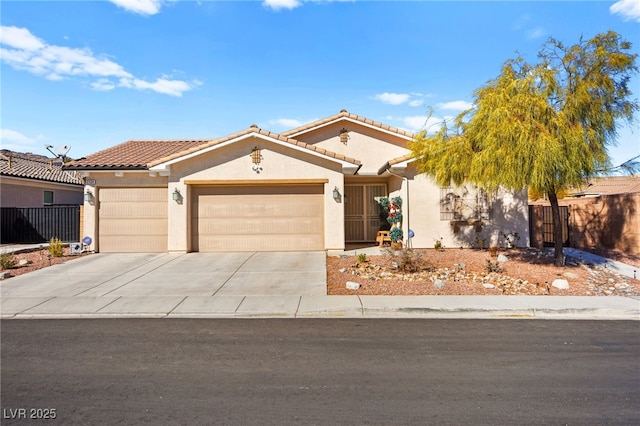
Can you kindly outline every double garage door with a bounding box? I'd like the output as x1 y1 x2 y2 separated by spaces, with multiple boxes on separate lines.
191 185 324 252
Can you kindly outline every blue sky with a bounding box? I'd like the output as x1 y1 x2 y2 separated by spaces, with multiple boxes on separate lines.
1 0 639 167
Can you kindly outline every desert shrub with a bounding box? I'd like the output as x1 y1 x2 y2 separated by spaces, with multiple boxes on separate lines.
485 259 504 273
386 249 433 273
0 252 16 270
48 237 64 258
357 253 368 263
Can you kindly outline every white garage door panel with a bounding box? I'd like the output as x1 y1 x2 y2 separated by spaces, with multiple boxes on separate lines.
99 187 168 253
192 185 324 252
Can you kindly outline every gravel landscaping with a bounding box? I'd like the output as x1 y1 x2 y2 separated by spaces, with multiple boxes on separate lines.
328 247 640 297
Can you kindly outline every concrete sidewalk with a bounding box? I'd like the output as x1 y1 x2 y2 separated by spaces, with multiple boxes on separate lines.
2 294 638 320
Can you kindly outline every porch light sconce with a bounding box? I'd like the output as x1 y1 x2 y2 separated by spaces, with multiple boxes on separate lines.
339 128 349 144
172 188 183 204
332 186 342 203
84 189 94 203
251 146 263 173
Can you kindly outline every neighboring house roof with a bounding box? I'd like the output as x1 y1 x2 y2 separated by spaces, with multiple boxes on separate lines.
571 176 640 196
65 126 361 171
282 109 415 139
0 149 83 185
147 125 361 168
64 140 208 170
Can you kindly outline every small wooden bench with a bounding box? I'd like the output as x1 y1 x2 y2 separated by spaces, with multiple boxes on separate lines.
376 230 392 247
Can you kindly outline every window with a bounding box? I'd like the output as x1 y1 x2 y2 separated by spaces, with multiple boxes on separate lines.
43 190 54 205
440 185 490 221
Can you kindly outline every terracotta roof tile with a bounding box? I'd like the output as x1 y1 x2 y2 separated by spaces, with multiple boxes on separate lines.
65 128 361 170
572 176 640 196
377 153 415 175
147 127 361 167
64 140 209 170
281 110 415 139
0 150 83 185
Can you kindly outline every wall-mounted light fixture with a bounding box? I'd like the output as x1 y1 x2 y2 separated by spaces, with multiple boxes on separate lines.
84 189 94 203
332 186 342 203
172 188 183 203
251 146 263 173
339 128 349 144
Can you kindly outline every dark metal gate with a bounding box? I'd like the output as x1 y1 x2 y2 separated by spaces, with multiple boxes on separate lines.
1 206 81 244
541 205 569 247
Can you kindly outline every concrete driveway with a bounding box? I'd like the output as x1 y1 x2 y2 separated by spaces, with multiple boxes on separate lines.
0 252 327 298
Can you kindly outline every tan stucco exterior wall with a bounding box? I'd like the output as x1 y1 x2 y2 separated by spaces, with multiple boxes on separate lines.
165 137 347 252
400 170 529 249
293 122 411 175
1 177 83 207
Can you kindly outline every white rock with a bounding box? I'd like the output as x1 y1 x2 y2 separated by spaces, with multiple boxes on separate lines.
346 281 361 290
338 268 346 273
563 272 579 279
483 283 495 289
497 254 509 262
18 259 32 266
433 279 445 289
552 279 570 290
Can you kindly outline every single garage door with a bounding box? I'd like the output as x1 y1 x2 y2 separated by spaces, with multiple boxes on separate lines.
192 185 324 252
98 187 168 252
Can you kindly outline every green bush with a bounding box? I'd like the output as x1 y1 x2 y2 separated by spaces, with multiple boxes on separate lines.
48 237 64 258
357 253 368 263
0 252 16 270
389 227 403 242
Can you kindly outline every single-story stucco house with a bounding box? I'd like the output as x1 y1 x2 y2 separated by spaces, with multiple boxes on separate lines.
64 110 529 253
1 149 84 207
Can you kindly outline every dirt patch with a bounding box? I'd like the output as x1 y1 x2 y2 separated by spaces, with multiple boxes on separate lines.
0 247 92 278
327 248 640 296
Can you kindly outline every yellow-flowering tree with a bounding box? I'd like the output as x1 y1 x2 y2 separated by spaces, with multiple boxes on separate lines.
410 31 638 266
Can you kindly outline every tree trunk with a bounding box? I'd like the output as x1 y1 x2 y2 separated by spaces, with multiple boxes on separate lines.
547 191 565 267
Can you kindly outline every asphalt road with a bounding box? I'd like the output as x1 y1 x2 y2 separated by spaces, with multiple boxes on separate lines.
1 319 639 425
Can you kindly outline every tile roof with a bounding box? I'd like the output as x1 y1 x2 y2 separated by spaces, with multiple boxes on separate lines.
571 176 640 196
377 153 415 175
0 150 84 185
64 140 209 170
147 126 361 167
281 109 415 139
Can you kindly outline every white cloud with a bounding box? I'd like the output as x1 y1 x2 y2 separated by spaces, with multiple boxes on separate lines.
437 100 473 111
0 25 197 97
0 26 45 51
263 0 302 11
0 129 44 152
408 99 423 107
374 92 411 105
109 0 164 16
526 27 546 40
268 118 305 128
266 117 318 129
611 0 640 22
